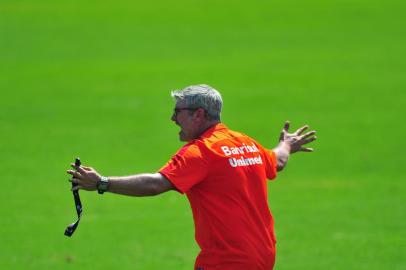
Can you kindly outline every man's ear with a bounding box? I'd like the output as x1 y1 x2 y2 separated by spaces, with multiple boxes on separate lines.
195 108 207 121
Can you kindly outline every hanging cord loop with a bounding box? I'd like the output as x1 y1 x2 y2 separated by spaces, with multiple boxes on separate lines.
64 157 83 237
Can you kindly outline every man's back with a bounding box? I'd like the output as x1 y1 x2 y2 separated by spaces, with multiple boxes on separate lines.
160 123 278 269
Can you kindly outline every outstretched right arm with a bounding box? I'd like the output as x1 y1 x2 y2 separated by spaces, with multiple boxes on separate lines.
107 173 175 196
67 164 174 196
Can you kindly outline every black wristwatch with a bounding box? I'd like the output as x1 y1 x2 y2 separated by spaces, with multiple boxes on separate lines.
97 176 109 194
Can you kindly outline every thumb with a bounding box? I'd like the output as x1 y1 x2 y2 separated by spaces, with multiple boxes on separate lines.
279 130 285 142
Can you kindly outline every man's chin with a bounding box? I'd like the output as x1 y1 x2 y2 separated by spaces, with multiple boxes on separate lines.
179 131 192 142
179 132 186 142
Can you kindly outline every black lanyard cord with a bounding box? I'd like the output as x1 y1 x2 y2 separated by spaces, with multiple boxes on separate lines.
65 158 83 237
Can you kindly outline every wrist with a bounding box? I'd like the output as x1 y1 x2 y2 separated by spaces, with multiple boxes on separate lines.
274 142 291 171
278 141 292 154
97 176 110 194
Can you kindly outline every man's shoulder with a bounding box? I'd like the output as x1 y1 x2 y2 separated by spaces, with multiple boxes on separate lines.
208 126 268 153
198 125 257 149
212 125 254 142
176 141 202 156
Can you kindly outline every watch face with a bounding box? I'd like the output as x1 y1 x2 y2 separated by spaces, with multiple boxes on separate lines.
98 180 109 193
100 182 108 190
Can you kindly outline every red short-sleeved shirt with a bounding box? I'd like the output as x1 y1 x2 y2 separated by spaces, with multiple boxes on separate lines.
159 123 278 270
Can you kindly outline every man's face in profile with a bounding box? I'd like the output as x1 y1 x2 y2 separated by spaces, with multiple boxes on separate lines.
171 101 199 142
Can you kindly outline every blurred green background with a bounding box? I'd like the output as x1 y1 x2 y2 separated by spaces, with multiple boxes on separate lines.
1 0 405 269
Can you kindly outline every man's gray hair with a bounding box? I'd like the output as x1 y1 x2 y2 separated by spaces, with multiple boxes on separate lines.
171 84 223 120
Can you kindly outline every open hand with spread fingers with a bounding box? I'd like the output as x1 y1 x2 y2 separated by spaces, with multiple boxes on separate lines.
278 121 317 153
67 164 102 191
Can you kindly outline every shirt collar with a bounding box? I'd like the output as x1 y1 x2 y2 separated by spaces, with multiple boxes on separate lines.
199 122 228 139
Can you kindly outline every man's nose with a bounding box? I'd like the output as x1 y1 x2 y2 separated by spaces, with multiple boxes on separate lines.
171 113 176 122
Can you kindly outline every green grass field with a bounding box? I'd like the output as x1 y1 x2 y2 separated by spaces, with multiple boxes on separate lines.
1 0 405 269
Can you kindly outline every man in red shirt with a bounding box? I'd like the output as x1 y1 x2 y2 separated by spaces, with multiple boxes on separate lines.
67 84 317 270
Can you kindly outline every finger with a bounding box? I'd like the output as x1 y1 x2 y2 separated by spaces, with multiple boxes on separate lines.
301 130 316 139
300 147 314 152
81 166 93 171
71 163 87 174
279 121 290 142
66 170 83 179
283 121 290 132
71 185 83 191
295 125 309 135
70 177 81 184
301 136 317 145
278 130 285 142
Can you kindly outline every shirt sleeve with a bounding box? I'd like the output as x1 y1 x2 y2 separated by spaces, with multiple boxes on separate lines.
264 149 278 180
159 143 209 193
